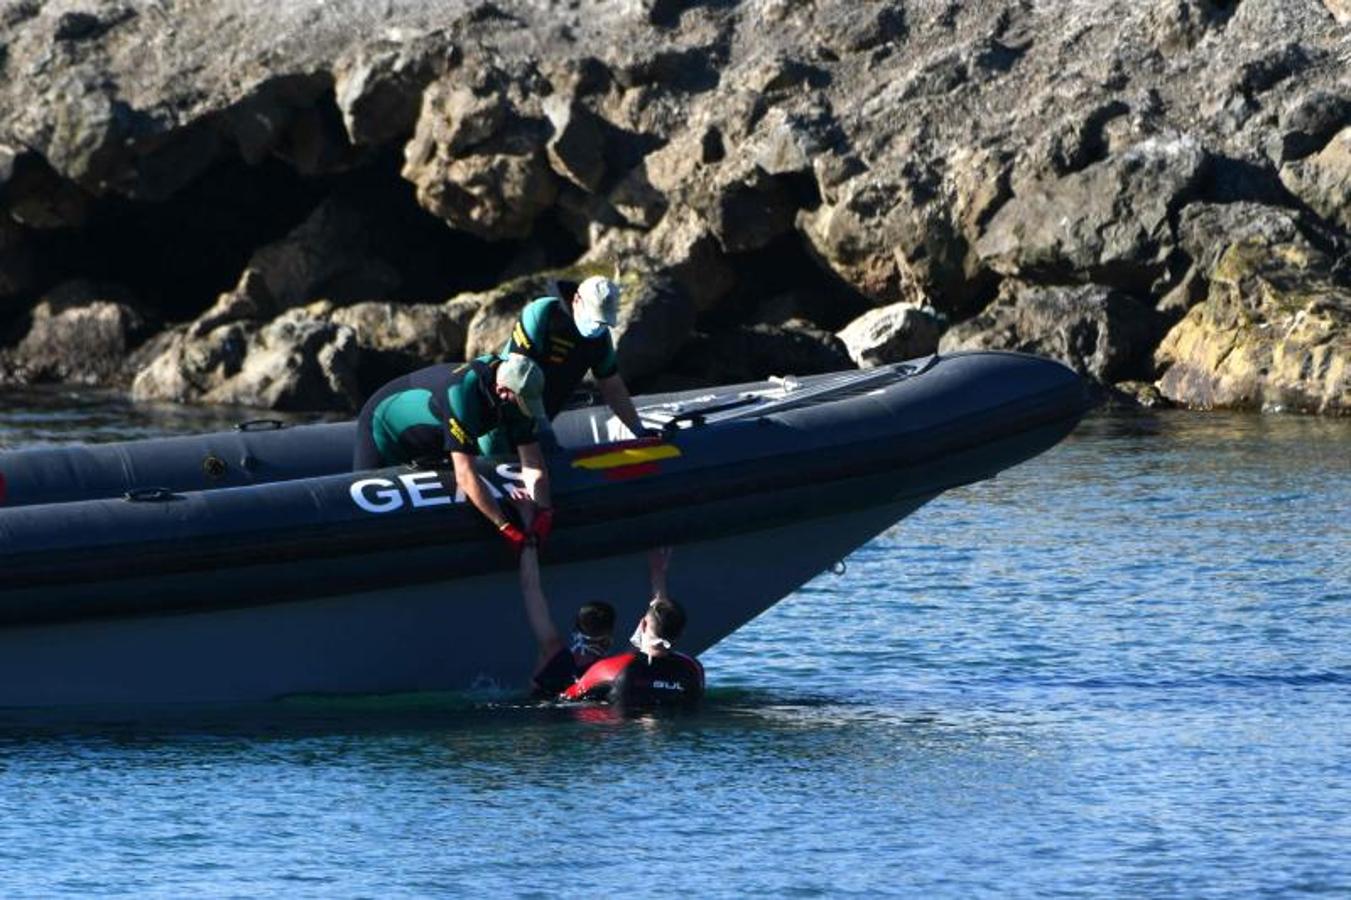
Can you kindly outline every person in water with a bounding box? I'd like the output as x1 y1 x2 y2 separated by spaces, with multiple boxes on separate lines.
352 353 552 551
481 275 650 456
562 547 705 707
518 542 616 696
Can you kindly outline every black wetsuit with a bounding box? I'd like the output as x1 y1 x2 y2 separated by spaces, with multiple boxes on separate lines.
562 651 705 707
532 646 596 698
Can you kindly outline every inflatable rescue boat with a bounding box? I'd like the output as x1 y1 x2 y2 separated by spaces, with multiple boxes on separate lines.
0 351 1090 707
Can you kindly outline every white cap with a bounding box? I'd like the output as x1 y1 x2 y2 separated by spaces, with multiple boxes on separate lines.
574 276 620 328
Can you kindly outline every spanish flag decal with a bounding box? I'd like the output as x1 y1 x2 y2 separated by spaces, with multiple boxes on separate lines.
571 438 681 481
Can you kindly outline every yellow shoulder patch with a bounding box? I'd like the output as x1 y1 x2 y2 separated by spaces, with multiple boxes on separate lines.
512 322 532 350
447 417 470 447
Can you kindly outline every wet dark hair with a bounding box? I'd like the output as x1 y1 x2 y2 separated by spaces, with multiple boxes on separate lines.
574 601 616 638
647 598 687 642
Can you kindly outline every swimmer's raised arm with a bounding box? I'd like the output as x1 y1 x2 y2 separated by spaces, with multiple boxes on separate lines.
520 545 562 656
648 545 673 601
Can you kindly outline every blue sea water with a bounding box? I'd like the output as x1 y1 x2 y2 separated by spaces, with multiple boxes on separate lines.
0 390 1348 897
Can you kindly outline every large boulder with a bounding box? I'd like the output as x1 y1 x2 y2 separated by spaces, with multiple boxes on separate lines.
837 302 944 368
132 312 362 411
940 281 1161 383
333 34 449 148
543 95 608 193
1266 90 1350 164
328 299 476 363
2 281 152 385
1155 240 1350 414
1176 203 1306 278
585 208 737 314
975 137 1209 291
322 297 479 396
612 275 697 382
401 64 559 240
191 196 399 337
463 286 536 361
1159 201 1308 318
1279 127 1351 232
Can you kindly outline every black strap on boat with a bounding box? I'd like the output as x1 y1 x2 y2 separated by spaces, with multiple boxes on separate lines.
236 419 286 432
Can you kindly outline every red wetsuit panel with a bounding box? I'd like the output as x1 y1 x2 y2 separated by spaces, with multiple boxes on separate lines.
562 652 634 701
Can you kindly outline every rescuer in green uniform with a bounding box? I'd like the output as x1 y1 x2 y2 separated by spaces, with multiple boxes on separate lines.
479 276 651 456
353 353 553 551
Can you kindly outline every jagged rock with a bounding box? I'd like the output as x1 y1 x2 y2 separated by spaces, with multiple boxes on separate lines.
328 299 476 363
586 208 737 313
1111 380 1173 409
334 35 449 148
1159 201 1309 319
1177 202 1306 278
1145 0 1225 54
976 137 1209 292
37 87 118 189
940 281 1161 383
753 113 813 177
2 280 151 385
1155 240 1350 414
800 170 939 309
132 312 361 411
1267 91 1351 164
1279 127 1351 232
837 302 944 368
463 287 531 361
216 75 332 167
812 1 906 55
132 323 247 405
0 0 1347 412
706 169 798 255
612 274 696 381
544 96 607 193
402 65 559 240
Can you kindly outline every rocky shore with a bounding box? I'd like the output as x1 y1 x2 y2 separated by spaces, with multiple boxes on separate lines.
0 0 1346 414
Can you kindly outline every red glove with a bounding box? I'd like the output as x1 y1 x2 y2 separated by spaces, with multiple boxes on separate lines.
498 521 530 554
530 507 554 544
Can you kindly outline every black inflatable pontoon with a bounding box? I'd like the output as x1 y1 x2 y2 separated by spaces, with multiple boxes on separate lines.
0 351 1090 707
